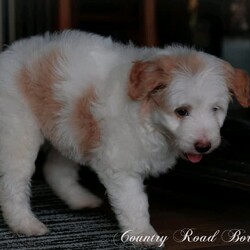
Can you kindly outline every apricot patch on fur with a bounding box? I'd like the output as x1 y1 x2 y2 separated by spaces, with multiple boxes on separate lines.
18 49 63 142
224 62 250 107
129 55 204 120
128 55 204 101
72 85 100 157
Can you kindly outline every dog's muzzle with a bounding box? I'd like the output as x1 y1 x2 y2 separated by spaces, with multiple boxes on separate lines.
181 141 211 163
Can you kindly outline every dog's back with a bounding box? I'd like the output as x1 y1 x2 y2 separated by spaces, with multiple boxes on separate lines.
0 31 136 161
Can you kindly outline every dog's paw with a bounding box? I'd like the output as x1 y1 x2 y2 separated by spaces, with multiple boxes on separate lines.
68 193 103 210
10 216 49 236
121 226 166 248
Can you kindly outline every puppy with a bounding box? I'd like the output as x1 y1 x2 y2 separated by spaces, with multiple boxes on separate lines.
0 30 249 245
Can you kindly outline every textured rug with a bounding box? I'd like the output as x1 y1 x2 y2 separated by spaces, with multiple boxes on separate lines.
0 181 152 250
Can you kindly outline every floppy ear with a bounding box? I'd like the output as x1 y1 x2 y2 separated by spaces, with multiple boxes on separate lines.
128 60 168 100
226 65 250 107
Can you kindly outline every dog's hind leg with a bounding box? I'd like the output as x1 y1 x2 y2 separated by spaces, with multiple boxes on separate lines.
43 148 102 210
0 103 47 236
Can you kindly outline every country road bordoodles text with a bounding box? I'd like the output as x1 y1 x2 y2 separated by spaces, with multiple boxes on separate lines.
116 228 250 247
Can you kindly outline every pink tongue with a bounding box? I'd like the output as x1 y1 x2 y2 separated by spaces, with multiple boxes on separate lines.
186 153 203 163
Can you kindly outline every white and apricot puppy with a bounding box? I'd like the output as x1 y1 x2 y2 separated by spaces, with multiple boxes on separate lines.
0 31 249 245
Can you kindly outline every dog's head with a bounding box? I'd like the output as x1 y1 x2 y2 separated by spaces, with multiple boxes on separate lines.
128 49 250 163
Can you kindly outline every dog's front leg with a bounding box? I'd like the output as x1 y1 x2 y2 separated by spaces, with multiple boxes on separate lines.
98 171 160 246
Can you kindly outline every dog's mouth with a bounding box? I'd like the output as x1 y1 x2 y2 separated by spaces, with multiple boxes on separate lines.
182 153 203 163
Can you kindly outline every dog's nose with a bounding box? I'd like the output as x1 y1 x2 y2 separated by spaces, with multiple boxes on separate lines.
194 141 211 153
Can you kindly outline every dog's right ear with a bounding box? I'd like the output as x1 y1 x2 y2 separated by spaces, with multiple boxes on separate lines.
128 60 168 100
224 62 250 107
231 69 250 107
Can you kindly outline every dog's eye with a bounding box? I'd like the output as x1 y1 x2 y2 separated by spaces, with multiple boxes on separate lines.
175 107 189 117
212 107 219 112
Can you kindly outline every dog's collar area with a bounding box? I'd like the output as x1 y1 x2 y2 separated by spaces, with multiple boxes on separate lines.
183 153 203 163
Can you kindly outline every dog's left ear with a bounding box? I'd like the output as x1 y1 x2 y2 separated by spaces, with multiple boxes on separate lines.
128 60 168 100
226 65 250 107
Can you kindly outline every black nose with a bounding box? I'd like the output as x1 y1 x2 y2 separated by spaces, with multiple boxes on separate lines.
194 141 211 153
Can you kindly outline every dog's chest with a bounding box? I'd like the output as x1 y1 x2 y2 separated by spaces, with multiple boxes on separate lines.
137 128 177 176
